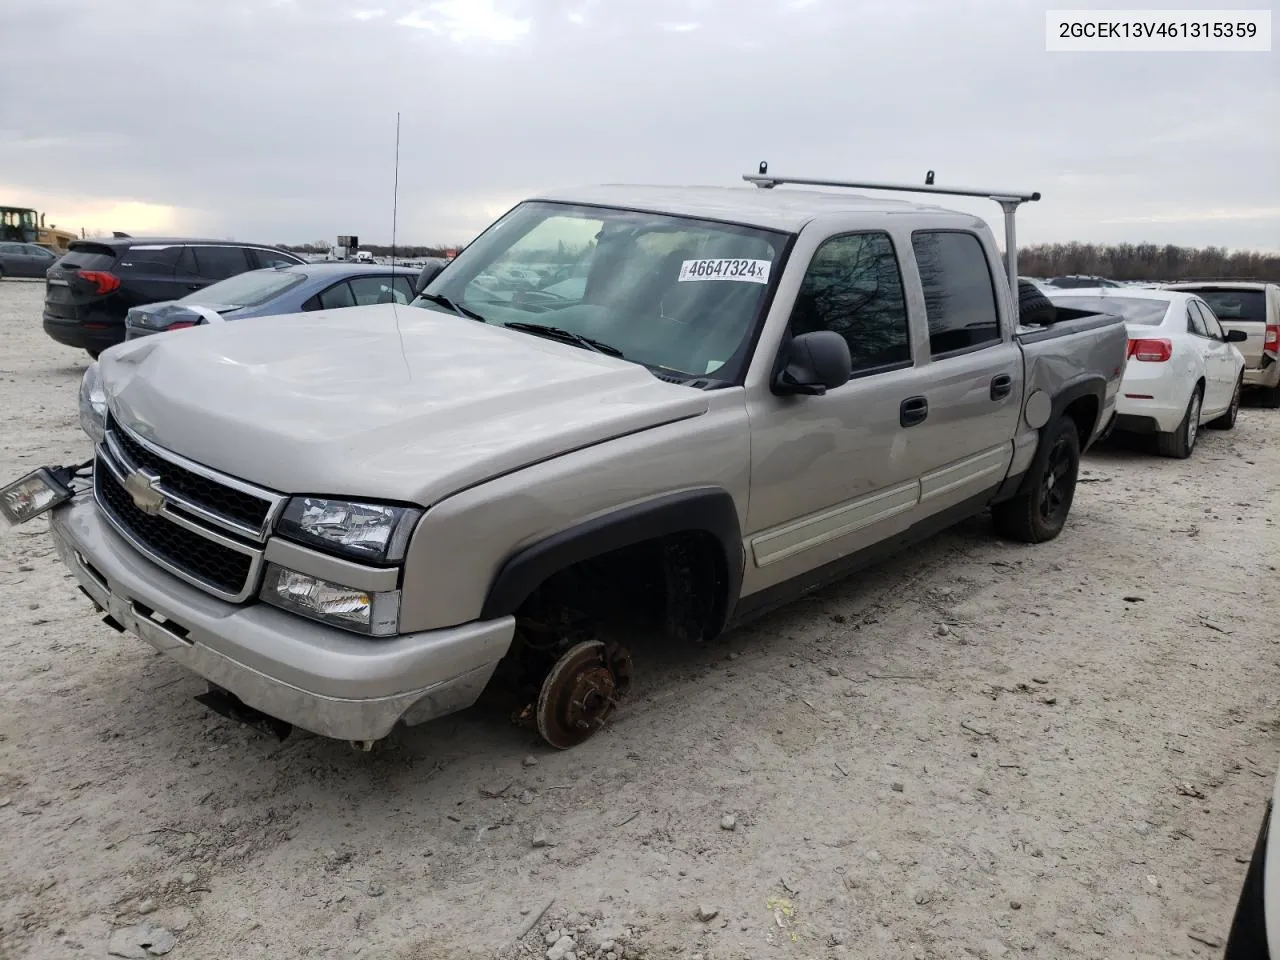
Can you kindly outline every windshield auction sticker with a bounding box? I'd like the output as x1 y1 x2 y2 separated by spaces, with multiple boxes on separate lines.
678 258 772 284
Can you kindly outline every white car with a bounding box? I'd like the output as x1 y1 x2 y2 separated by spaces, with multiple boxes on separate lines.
1048 287 1248 458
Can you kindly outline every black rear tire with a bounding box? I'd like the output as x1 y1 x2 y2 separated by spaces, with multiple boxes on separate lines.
1208 375 1242 429
86 348 101 360
1257 383 1280 409
992 416 1080 543
1156 386 1201 458
1017 280 1057 326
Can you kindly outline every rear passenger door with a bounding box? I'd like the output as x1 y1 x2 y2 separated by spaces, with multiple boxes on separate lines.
1191 301 1233 411
908 230 1023 515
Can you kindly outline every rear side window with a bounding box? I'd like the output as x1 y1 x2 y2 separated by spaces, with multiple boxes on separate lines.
1186 303 1208 336
58 243 119 271
1195 301 1225 339
788 232 911 375
192 245 252 281
912 231 1002 356
119 245 181 274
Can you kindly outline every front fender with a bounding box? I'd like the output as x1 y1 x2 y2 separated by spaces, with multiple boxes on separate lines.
479 487 744 629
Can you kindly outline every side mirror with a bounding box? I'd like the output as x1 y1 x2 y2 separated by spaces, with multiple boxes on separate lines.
415 259 447 295
773 331 852 396
1226 329 1249 343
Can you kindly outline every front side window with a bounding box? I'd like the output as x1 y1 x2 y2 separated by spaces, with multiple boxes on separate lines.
912 231 1002 357
789 232 911 376
415 201 788 382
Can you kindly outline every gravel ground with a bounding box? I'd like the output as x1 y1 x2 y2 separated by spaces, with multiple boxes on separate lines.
1 276 1278 960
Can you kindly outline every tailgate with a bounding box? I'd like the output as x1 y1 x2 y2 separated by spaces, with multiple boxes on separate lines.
45 242 119 319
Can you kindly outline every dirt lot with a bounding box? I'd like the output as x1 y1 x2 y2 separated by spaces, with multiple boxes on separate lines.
1 277 1278 960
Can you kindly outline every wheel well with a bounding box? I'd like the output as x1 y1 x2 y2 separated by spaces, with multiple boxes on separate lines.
513 530 730 646
1061 393 1100 444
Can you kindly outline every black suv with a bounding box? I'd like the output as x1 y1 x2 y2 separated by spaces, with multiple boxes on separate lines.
42 237 305 357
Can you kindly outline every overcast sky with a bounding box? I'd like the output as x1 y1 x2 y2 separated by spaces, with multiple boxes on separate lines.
2 0 1276 251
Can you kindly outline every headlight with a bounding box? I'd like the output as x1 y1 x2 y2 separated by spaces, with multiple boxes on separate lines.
78 362 106 443
276 497 420 563
260 563 400 636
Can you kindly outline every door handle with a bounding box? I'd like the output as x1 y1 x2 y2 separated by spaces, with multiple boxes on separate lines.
900 396 928 427
990 374 1013 400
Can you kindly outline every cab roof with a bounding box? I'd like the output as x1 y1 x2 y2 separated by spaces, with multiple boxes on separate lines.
531 184 973 233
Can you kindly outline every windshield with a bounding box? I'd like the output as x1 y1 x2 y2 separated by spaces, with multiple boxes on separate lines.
179 267 305 308
1050 295 1170 325
1188 289 1266 323
413 201 789 381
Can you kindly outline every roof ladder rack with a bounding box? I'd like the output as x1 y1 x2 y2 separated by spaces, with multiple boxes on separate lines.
745 161 1042 321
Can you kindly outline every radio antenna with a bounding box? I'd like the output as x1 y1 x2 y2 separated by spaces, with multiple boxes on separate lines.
390 111 401 270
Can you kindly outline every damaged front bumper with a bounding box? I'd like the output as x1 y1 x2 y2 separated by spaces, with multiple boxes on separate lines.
47 492 515 742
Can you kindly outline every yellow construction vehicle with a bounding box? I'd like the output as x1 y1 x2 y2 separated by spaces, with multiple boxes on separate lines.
1 206 78 253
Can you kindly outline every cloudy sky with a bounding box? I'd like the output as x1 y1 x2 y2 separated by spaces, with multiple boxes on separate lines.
2 0 1276 251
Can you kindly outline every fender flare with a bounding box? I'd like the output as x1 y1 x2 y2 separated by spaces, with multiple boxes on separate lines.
478 488 744 629
1003 375 1108 501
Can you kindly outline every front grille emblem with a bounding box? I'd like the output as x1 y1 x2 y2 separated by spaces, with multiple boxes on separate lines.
123 469 166 515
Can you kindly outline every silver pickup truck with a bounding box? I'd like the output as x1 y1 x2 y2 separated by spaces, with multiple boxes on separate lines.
2 169 1126 750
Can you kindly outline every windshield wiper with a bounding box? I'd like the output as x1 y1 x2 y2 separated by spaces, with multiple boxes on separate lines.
502 322 626 359
417 292 486 323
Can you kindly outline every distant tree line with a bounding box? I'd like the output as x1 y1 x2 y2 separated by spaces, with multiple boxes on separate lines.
275 241 466 258
1019 242 1279 281
269 238 1279 281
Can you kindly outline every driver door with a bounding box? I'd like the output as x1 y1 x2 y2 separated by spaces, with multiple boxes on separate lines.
741 228 926 596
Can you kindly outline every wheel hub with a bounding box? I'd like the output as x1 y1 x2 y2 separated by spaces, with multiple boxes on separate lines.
534 640 633 749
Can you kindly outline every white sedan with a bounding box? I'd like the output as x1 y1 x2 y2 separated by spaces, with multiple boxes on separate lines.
1048 287 1247 458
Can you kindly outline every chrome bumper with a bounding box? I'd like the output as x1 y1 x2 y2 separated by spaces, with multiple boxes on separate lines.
49 493 515 741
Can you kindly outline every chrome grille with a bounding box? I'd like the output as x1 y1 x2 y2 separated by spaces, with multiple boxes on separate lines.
95 466 254 596
111 423 271 529
93 415 286 602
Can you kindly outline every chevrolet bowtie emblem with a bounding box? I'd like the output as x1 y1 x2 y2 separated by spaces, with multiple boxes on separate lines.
123 469 166 515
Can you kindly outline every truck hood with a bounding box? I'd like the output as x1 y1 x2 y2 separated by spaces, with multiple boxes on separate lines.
99 304 709 505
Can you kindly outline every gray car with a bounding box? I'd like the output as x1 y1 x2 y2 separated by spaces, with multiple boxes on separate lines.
0 241 60 279
124 262 422 340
